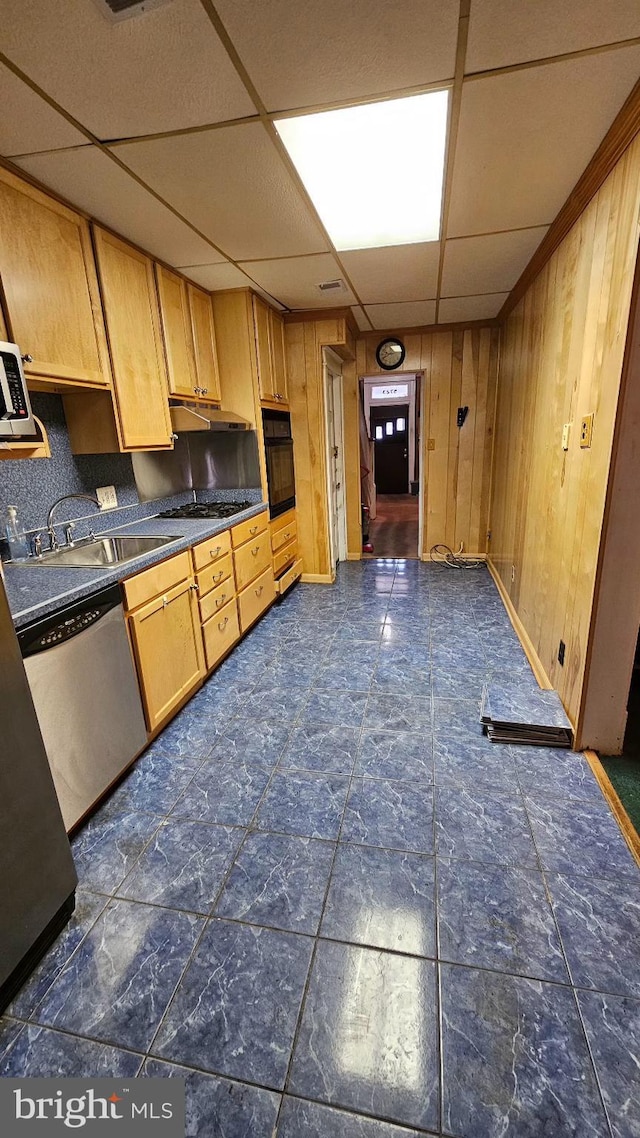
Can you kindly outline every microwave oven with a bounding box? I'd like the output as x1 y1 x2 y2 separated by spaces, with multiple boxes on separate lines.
0 342 36 437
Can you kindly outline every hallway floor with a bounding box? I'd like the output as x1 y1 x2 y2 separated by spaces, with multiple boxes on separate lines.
365 494 419 558
1 560 639 1137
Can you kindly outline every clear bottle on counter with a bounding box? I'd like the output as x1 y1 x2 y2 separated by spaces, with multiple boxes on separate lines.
5 505 30 561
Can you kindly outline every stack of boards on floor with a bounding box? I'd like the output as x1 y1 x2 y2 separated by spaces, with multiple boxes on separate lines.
481 682 573 747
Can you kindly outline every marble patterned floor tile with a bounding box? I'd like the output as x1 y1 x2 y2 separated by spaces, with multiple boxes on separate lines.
117 820 243 915
146 703 223 760
525 795 640 880
431 643 488 673
432 697 487 743
363 693 432 733
440 963 609 1138
315 657 377 692
431 669 488 701
371 662 431 697
288 939 439 1131
486 643 532 673
437 859 569 982
577 991 640 1138
344 598 391 620
512 746 603 804
378 641 431 667
321 844 436 957
334 619 387 642
435 787 538 868
325 639 381 667
142 1058 281 1138
342 778 434 853
276 1097 427 1137
276 638 333 669
284 619 342 644
0 1022 143 1077
8 891 108 1019
255 770 350 839
99 751 199 817
279 724 360 774
233 685 310 723
546 873 640 998
355 730 433 783
152 919 313 1089
302 689 369 728
208 720 291 766
252 658 322 691
433 737 517 792
215 831 334 934
71 811 162 894
170 761 272 826
34 899 203 1053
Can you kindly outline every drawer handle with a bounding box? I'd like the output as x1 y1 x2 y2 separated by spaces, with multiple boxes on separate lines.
255 585 264 597
218 617 229 631
190 583 199 592
213 570 224 582
284 532 291 539
250 525 259 534
215 595 227 608
210 546 222 557
251 545 260 555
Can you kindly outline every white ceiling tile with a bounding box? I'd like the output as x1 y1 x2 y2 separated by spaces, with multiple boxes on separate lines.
113 124 329 260
239 255 355 309
467 0 640 73
0 0 255 139
365 301 437 330
449 46 640 236
438 293 508 323
176 262 252 290
340 243 440 304
15 146 223 267
442 229 548 297
351 306 373 332
0 64 86 157
214 0 459 110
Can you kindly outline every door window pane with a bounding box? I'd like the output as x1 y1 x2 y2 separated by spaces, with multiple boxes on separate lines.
396 417 406 431
386 422 394 435
375 425 383 440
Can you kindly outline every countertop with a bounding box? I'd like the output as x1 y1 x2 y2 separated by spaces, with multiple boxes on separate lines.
4 502 268 629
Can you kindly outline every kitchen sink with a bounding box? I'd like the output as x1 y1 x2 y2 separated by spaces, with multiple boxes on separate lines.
25 534 181 568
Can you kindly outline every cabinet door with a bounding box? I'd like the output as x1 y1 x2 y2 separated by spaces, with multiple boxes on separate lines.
0 168 110 388
270 309 288 403
93 228 173 449
188 284 221 402
128 578 204 732
253 295 275 401
156 265 197 398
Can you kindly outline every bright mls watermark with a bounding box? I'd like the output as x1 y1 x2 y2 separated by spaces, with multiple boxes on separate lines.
0 1079 185 1135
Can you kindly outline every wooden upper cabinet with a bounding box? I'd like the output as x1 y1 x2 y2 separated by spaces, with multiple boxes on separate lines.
188 284 221 403
252 295 288 405
92 227 173 450
0 168 110 389
155 265 197 398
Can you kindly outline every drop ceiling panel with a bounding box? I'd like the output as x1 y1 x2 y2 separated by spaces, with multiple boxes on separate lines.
15 146 224 267
0 0 255 139
467 0 640 73
365 301 437 330
214 0 459 110
449 46 640 237
175 262 253 291
442 229 548 298
0 65 87 156
340 244 440 304
438 293 508 323
113 124 329 260
239 255 355 309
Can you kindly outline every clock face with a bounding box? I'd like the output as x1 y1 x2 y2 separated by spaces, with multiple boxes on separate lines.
376 338 405 371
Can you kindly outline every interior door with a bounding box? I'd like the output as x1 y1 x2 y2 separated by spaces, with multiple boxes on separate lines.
324 356 346 565
371 403 410 493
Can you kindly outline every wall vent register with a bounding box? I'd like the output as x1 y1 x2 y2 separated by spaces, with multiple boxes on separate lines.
92 0 174 22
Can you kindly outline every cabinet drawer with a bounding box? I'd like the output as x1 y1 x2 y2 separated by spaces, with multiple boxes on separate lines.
233 530 272 591
195 552 233 598
199 577 236 624
276 558 303 597
273 538 297 577
122 550 191 611
202 599 240 671
238 567 276 633
272 519 297 554
191 529 231 571
231 511 268 549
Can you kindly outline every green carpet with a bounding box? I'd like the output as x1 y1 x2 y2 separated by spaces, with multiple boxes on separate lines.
601 665 640 835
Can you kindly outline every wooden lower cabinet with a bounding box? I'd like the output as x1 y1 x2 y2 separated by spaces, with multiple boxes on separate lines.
270 508 300 595
238 567 276 633
202 598 240 671
127 576 204 733
233 530 272 592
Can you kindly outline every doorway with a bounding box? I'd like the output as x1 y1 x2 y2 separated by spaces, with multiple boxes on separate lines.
370 403 410 493
361 373 421 559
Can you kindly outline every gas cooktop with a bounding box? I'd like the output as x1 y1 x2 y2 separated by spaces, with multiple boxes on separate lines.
156 500 254 520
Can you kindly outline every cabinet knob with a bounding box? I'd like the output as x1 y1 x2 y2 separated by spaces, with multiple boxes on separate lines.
218 617 229 631
284 532 291 539
21 353 33 364
162 595 169 607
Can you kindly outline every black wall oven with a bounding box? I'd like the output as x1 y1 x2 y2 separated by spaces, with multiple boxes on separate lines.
263 408 296 519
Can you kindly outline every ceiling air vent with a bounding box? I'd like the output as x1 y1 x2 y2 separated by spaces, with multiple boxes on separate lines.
317 279 347 296
92 0 174 22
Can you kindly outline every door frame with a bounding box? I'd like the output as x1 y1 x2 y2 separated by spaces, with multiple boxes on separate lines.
323 347 347 565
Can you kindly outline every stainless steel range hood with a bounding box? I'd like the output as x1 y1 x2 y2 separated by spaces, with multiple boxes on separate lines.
170 404 252 432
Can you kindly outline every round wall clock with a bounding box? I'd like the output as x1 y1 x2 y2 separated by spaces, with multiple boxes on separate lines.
376 338 406 371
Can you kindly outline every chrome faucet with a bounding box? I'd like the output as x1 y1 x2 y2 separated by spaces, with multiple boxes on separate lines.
46 494 101 552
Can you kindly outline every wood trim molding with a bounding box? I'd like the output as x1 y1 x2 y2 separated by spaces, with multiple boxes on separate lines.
300 572 335 584
583 750 640 868
499 76 640 320
486 557 555 693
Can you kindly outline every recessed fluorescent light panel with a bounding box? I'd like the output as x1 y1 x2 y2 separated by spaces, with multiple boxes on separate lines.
275 90 449 251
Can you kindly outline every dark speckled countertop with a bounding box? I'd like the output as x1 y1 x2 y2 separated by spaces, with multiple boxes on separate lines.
4 502 268 629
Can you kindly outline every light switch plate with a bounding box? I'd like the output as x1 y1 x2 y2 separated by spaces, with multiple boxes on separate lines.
96 485 117 509
580 414 594 448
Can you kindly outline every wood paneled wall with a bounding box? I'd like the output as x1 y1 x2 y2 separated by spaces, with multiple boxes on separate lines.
355 327 499 560
489 133 640 734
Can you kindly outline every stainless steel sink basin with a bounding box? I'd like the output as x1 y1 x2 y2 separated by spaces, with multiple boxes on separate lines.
26 534 181 568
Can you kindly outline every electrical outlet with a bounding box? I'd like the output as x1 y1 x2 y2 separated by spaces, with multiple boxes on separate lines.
511 564 515 583
558 639 566 666
96 485 117 510
561 422 571 450
580 414 594 448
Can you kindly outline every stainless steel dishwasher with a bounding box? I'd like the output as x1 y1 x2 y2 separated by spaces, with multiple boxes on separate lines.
18 583 148 832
